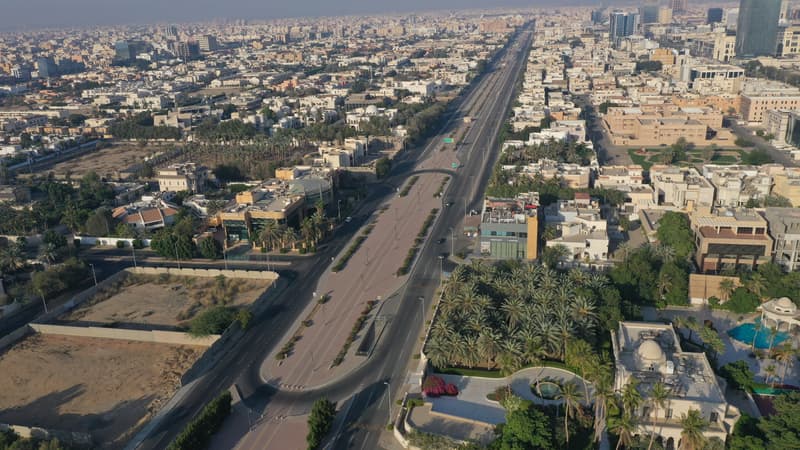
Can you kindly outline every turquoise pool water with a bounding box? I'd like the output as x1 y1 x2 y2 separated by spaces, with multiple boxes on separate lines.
536 382 561 399
728 320 790 349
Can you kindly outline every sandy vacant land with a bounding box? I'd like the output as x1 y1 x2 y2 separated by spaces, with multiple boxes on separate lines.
45 144 153 179
63 273 271 329
0 334 203 448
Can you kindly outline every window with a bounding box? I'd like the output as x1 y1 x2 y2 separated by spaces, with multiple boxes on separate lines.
710 412 719 422
665 408 673 419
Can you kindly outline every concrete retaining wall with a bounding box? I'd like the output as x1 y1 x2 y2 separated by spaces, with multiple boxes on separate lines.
35 269 129 324
75 236 151 247
30 323 219 347
130 266 279 281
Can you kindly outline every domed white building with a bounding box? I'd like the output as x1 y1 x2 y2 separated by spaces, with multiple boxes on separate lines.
759 297 800 332
612 322 740 450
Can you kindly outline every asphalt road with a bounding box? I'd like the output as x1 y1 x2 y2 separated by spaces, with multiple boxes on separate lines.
727 121 798 168
324 24 536 450
118 22 535 450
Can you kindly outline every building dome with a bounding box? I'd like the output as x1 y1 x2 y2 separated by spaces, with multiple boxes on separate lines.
637 340 665 362
365 105 379 115
774 297 797 314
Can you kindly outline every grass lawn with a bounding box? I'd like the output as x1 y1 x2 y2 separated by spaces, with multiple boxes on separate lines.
434 360 574 378
627 147 745 169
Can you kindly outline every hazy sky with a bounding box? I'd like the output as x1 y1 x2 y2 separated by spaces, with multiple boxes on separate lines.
2 0 600 31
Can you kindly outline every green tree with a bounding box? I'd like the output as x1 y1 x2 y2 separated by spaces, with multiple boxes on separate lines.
375 157 391 178
188 307 236 336
491 402 554 450
758 392 800 449
647 382 670 450
609 414 635 450
720 361 755 392
679 409 708 450
307 398 337 450
199 237 223 260
656 212 694 261
85 208 113 236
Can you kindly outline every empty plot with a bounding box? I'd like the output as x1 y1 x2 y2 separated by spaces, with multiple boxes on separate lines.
62 273 271 329
0 334 203 448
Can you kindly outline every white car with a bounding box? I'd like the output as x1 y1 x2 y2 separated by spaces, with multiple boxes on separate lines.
345 216 352 223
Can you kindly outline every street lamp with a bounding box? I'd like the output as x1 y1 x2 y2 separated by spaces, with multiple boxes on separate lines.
383 380 391 427
38 290 48 314
131 244 137 269
418 296 425 322
438 255 444 285
89 263 97 287
337 199 342 221
174 242 181 270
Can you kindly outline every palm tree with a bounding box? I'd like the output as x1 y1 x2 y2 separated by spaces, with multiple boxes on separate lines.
300 217 316 249
718 278 735 302
765 363 778 388
679 409 708 450
257 221 281 251
610 414 636 450
747 273 766 301
592 372 614 443
281 227 298 250
477 330 503 369
501 296 526 330
622 379 643 419
0 244 24 272
773 343 796 385
565 339 595 399
767 327 780 354
655 244 675 263
657 271 673 300
38 243 58 266
647 382 670 450
751 320 763 352
556 380 583 445
571 295 598 338
674 316 699 344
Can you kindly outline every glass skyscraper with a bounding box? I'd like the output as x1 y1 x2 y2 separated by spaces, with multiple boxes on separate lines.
735 0 782 57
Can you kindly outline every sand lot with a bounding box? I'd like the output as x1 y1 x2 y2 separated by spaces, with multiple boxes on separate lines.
45 144 155 179
0 334 203 448
63 273 271 329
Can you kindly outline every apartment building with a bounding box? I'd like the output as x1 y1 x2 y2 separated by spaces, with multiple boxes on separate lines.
157 162 209 193
544 195 609 262
740 80 800 125
612 322 740 448
516 159 593 189
702 165 772 207
478 193 539 260
763 207 800 271
690 208 773 273
595 165 644 189
688 65 745 95
651 165 715 212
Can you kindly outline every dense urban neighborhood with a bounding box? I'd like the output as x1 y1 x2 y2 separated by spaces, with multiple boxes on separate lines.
3 1 800 450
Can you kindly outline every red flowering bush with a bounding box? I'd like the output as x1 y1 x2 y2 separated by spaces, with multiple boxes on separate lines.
422 375 459 397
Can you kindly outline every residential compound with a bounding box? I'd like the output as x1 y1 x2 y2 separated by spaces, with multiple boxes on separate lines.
603 105 734 147
612 322 740 447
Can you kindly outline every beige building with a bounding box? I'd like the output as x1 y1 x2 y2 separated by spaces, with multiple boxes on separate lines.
603 106 729 147
777 24 800 57
650 166 715 212
612 322 740 449
690 208 773 273
157 163 208 193
595 165 644 189
740 80 800 124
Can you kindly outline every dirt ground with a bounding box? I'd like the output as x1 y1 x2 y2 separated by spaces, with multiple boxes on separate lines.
63 273 271 329
0 334 203 448
45 144 157 179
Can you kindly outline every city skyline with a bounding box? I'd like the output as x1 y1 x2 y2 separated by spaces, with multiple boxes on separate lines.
1 0 597 31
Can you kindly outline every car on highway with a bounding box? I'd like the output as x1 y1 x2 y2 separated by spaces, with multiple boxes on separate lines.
345 216 352 223
436 238 446 244
445 200 454 207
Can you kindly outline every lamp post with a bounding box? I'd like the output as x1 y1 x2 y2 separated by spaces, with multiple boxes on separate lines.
418 296 425 322
39 291 48 314
337 199 342 221
174 241 181 269
89 263 97 287
383 380 391 427
131 244 137 268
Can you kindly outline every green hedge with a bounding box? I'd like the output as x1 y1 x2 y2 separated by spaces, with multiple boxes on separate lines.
167 391 232 450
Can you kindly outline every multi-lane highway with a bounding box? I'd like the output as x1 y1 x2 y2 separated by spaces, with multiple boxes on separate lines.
128 21 535 450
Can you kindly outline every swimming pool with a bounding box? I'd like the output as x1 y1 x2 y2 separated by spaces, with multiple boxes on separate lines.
728 320 790 349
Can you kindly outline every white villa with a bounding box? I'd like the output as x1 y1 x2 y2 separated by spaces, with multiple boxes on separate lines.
612 322 740 449
758 297 800 332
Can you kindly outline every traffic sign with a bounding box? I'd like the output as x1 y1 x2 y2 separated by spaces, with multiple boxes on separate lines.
443 137 455 144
